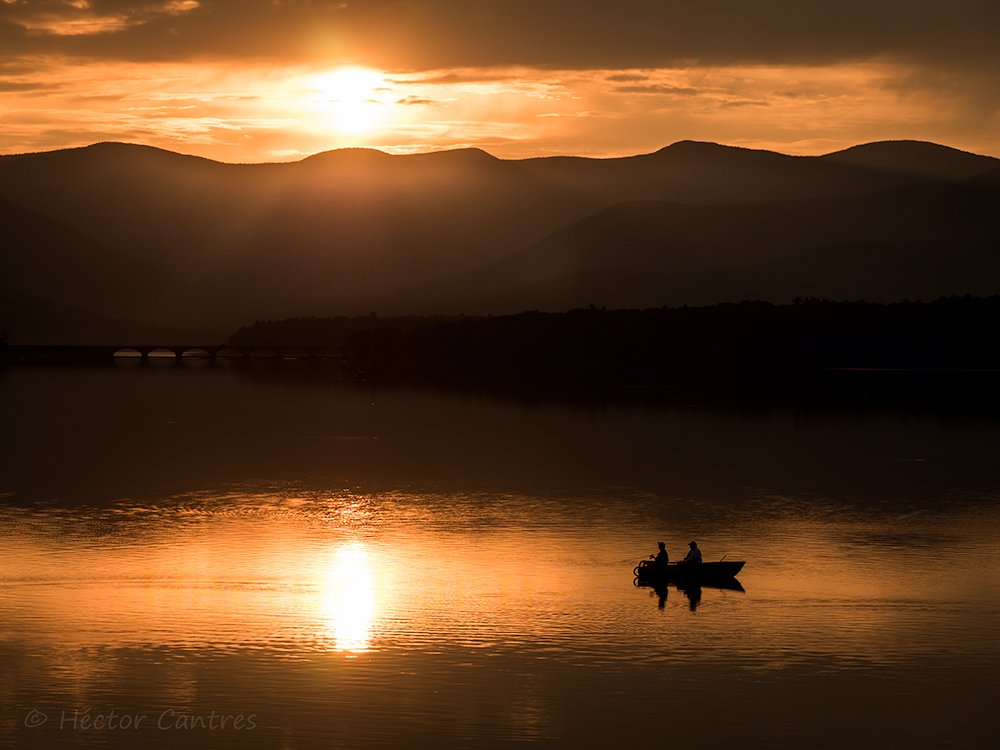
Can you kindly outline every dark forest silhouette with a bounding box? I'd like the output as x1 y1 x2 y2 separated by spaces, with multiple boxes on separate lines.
229 296 1000 389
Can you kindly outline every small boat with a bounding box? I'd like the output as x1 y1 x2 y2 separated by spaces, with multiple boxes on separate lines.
634 559 745 584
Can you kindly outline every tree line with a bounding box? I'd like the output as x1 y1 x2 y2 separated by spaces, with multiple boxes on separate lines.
229 296 1000 387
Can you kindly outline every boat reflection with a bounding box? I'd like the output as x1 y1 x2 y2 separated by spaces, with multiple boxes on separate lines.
320 543 376 652
635 577 745 611
682 585 702 611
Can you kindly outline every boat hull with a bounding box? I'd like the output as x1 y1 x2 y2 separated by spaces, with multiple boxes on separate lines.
634 560 745 584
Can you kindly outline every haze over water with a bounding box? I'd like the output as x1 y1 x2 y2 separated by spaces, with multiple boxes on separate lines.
2 364 999 749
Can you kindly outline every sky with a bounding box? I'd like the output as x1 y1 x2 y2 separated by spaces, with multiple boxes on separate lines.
1 0 999 162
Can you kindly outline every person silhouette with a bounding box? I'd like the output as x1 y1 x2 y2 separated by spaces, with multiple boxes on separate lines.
653 541 669 571
683 541 702 564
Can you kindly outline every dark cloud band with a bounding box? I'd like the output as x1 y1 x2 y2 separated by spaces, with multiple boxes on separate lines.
1 0 997 71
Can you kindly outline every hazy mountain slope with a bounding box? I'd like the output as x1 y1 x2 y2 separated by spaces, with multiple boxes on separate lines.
0 197 165 319
0 140 997 334
0 139 918 277
0 143 596 325
427 182 1000 312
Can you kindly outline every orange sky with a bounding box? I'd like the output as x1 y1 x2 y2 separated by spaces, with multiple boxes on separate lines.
2 1 998 161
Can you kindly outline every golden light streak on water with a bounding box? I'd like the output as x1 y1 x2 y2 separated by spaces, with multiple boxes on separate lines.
320 542 377 653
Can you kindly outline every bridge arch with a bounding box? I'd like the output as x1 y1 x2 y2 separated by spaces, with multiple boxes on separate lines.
147 347 179 360
179 347 213 359
113 347 144 359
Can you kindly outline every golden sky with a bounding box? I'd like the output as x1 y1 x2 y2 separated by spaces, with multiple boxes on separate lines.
2 1 999 161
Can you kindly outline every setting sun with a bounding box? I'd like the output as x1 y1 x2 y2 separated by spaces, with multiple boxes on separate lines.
309 67 393 136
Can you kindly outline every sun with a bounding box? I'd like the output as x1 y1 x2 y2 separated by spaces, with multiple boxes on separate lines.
309 67 393 136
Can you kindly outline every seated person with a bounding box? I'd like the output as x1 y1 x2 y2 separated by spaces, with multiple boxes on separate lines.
683 541 702 564
653 541 669 569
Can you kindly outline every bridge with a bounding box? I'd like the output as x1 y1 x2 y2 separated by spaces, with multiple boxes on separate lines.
2 344 347 365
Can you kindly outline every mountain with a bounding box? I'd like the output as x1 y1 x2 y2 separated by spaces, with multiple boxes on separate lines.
0 139 998 340
0 196 155 314
424 181 1000 312
821 140 998 181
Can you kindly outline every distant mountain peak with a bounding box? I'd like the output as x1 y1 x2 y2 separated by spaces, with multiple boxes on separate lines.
825 139 975 157
80 141 217 161
405 147 500 163
299 147 393 164
85 141 164 152
0 141 222 169
821 140 997 180
300 146 500 165
651 141 783 161
654 140 731 154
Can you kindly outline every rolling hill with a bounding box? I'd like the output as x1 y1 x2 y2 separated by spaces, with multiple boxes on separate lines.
821 140 999 181
0 139 997 341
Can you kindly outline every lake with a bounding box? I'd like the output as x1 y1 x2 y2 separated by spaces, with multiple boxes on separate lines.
2 363 999 749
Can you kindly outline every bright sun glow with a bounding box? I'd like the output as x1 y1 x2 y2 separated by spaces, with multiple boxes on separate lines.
321 543 376 653
310 67 393 136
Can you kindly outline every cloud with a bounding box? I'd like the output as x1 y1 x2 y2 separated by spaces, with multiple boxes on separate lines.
396 95 436 106
399 71 521 85
0 1 996 74
3 0 200 38
606 73 649 82
717 99 769 109
0 79 65 92
615 84 700 96
536 110 626 120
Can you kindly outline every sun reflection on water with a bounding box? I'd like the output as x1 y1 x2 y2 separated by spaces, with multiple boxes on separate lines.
320 542 376 653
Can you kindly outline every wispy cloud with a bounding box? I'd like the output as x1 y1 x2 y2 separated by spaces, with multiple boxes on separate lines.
615 84 700 96
6 0 200 37
606 73 649 83
396 96 437 107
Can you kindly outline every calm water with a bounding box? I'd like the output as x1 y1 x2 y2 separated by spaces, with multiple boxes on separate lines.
1 364 999 749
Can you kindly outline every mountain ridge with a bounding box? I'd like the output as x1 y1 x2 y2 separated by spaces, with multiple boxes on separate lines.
820 140 998 181
5 138 997 167
1 138 998 341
